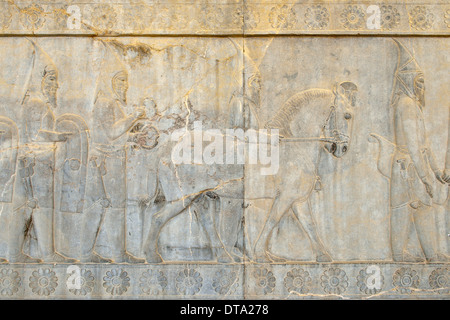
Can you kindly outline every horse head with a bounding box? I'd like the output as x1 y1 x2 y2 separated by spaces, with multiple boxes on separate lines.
323 81 357 158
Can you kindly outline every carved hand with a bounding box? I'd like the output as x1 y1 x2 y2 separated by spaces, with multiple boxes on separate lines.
421 175 434 198
442 169 450 184
26 198 38 209
58 132 73 141
100 198 111 208
133 106 146 120
434 170 446 184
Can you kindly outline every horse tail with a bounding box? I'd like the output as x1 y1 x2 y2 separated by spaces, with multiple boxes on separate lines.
265 89 331 137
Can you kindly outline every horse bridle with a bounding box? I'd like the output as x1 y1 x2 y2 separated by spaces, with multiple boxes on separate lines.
321 105 350 145
280 104 349 145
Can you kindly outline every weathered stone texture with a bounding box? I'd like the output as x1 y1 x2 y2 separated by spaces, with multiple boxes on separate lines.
0 1 448 299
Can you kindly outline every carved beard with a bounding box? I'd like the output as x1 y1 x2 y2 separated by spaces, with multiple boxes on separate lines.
414 76 425 109
246 85 261 110
119 90 127 104
247 76 261 108
251 89 261 108
114 84 127 104
112 72 128 104
43 85 57 108
42 71 58 108
415 87 425 108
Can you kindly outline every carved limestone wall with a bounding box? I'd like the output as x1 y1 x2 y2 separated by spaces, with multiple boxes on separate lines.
0 1 448 299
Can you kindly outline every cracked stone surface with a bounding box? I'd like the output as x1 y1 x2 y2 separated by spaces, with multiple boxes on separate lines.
0 0 448 299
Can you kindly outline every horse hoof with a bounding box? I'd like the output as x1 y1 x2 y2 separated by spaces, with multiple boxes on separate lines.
232 256 242 263
217 256 234 264
215 249 235 264
80 252 113 263
436 254 450 263
117 252 146 264
402 253 425 263
254 254 272 263
316 253 332 263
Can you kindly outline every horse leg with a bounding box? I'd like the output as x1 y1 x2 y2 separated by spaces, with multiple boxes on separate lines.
253 193 294 263
214 195 245 262
143 195 197 263
291 199 332 262
195 192 234 263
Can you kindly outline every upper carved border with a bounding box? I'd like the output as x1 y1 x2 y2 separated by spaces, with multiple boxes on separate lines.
0 2 448 35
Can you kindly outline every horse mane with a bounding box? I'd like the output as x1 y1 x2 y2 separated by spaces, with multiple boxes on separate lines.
265 88 331 137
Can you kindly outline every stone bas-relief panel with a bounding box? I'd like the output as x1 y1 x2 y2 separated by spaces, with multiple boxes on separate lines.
0 31 448 298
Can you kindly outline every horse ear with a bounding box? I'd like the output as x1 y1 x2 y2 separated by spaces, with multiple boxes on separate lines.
339 81 358 92
339 81 358 107
332 82 339 96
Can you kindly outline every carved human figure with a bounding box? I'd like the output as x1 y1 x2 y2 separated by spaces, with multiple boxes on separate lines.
389 39 444 262
442 108 450 184
8 40 77 263
222 40 262 261
80 42 145 263
228 40 261 130
437 106 450 260
126 97 160 256
0 117 19 264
